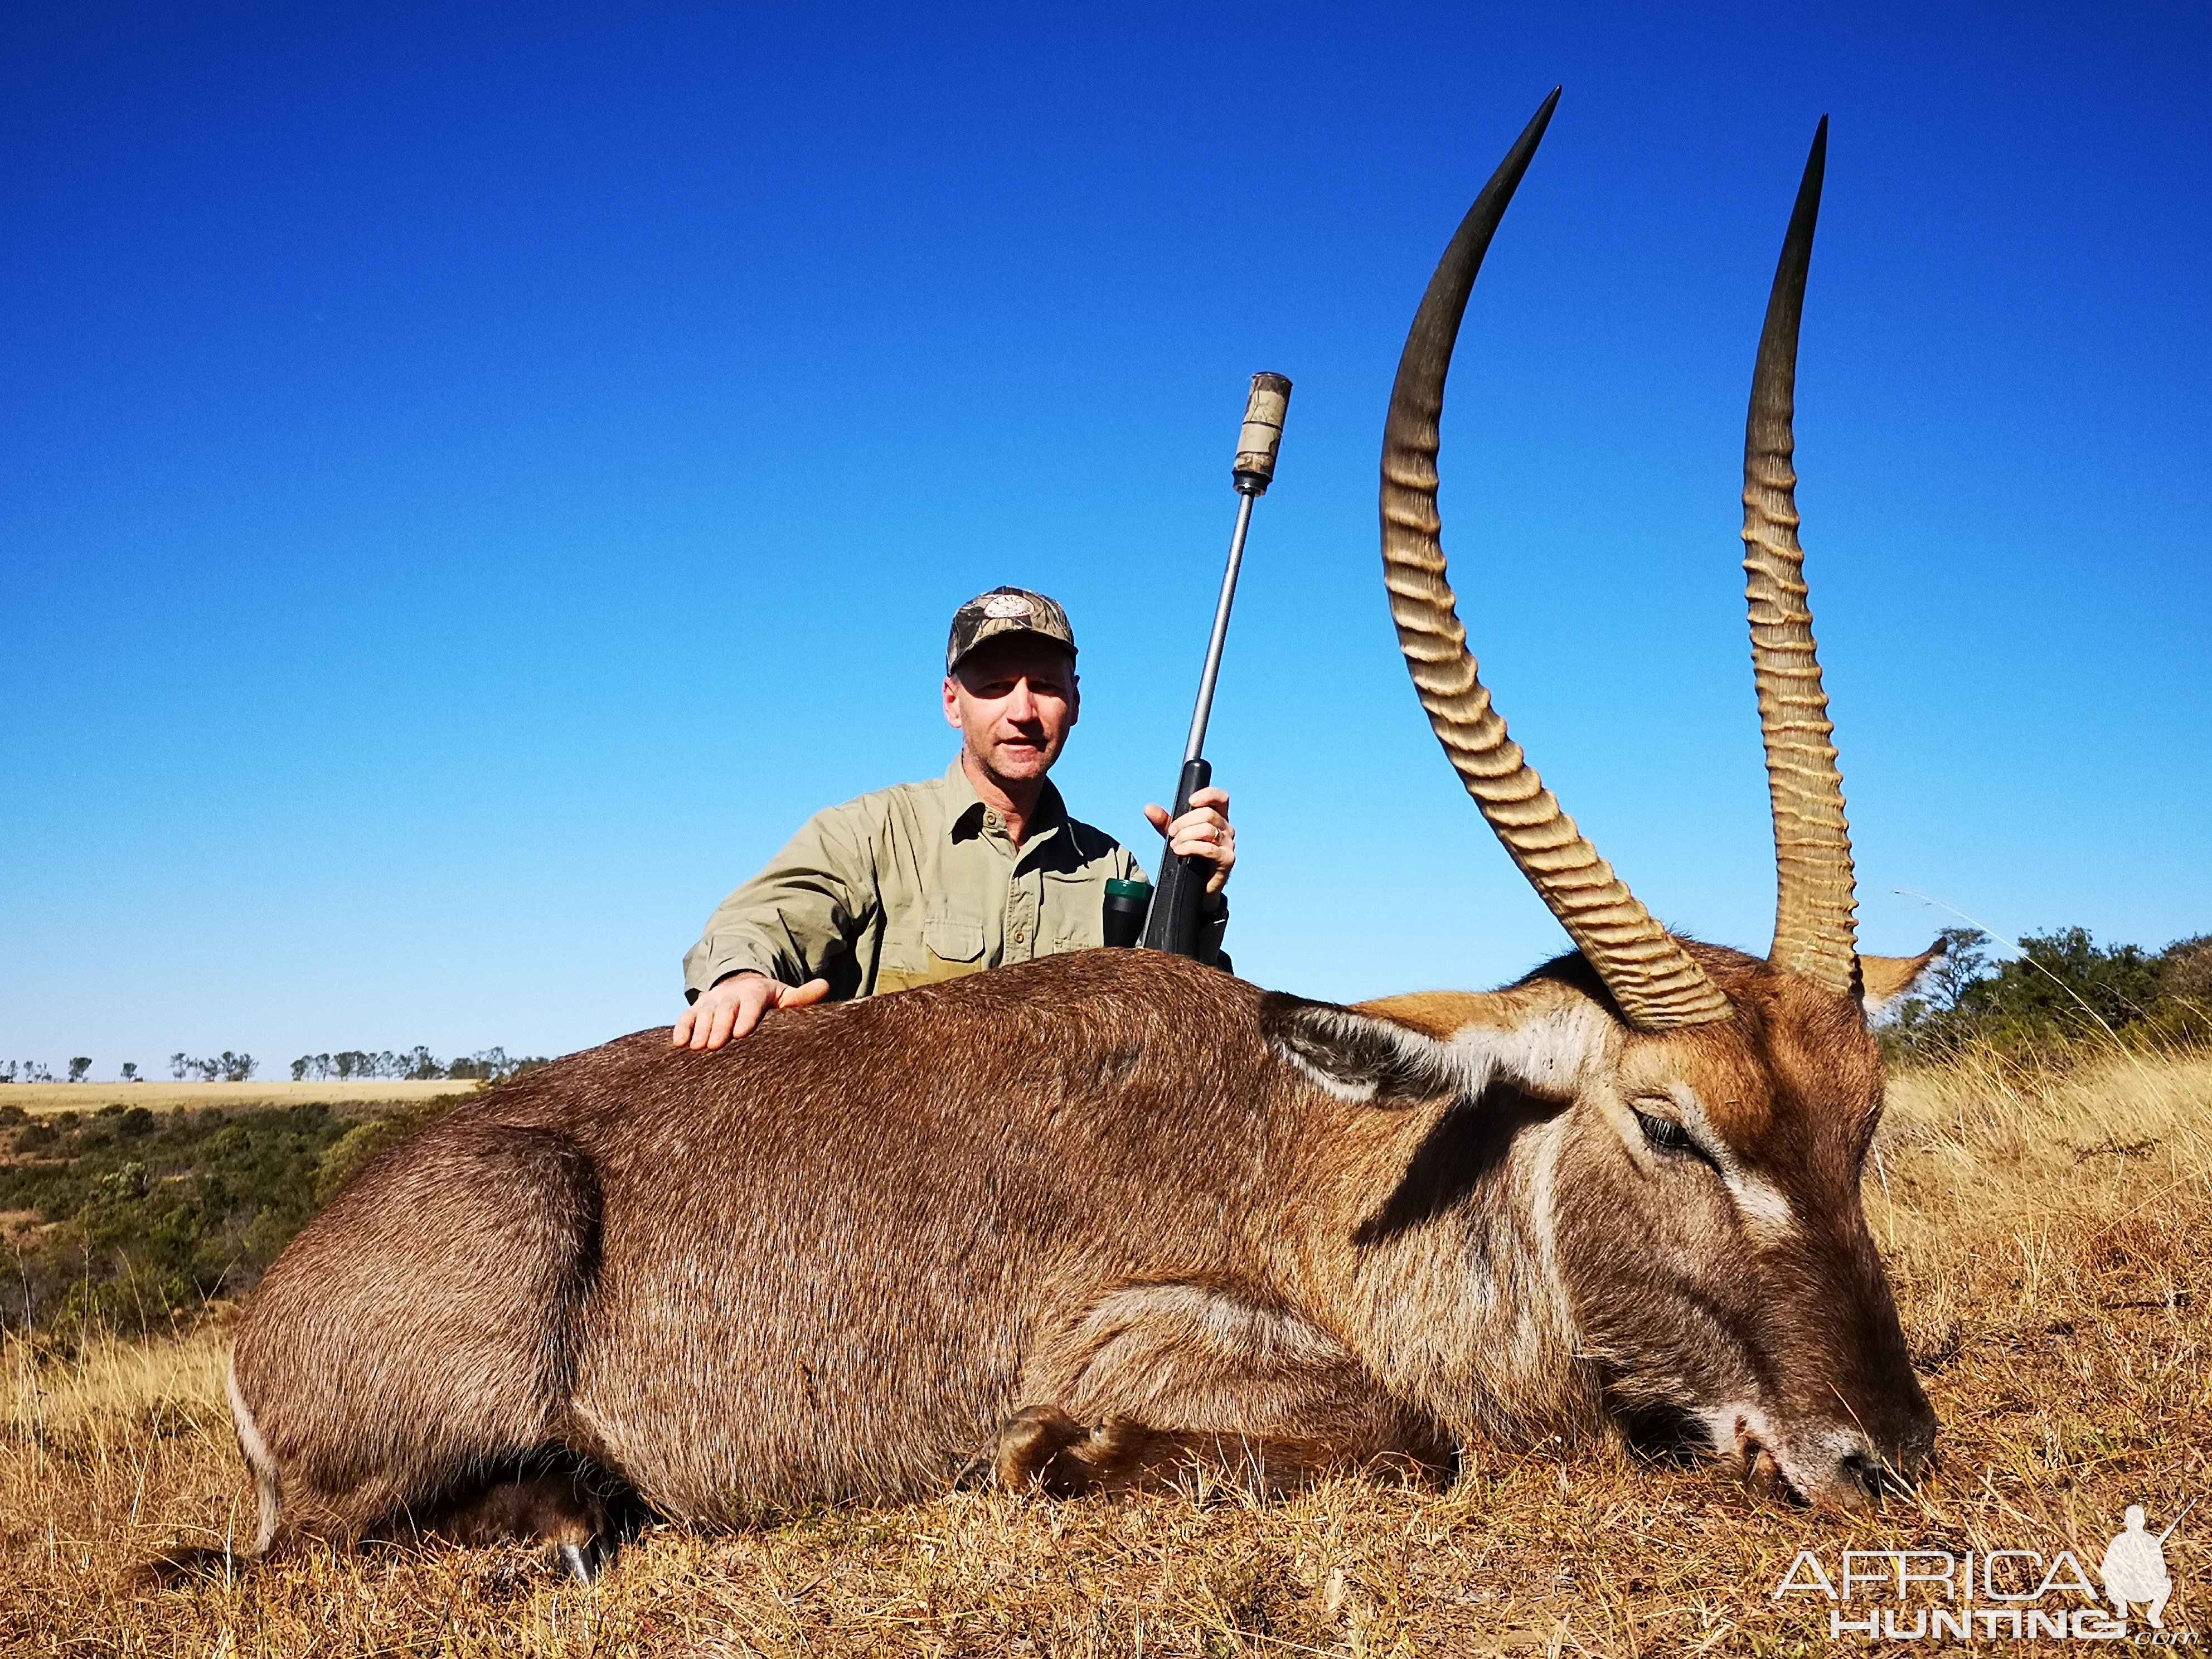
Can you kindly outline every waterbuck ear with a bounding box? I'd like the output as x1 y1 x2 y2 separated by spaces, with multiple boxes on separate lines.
1259 989 1606 1108
1260 993 1464 1105
1859 939 1946 1013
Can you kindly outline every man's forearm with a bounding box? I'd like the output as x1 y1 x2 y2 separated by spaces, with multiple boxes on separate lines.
683 807 871 1002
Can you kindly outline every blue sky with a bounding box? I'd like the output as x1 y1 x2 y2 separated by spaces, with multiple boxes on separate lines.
4 3 2207 1076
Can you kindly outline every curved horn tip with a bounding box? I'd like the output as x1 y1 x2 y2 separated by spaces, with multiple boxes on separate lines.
1523 86 1563 144
1799 115 1828 197
1378 83 1731 1031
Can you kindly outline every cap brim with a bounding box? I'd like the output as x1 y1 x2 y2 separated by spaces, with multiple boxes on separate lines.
948 620 1078 672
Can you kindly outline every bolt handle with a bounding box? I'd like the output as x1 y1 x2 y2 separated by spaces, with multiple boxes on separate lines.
1233 372 1293 495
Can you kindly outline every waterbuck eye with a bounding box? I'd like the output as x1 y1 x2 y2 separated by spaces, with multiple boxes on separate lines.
1634 1109 1698 1156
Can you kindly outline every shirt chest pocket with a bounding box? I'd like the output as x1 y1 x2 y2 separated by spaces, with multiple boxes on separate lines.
876 917 988 995
924 918 985 966
1042 869 1108 953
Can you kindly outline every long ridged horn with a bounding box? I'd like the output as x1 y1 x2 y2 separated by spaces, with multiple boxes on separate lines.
1743 118 1859 997
1380 90 1731 1030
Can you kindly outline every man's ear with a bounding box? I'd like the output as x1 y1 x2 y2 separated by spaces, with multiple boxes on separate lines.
1259 989 1607 1107
943 676 963 729
1859 939 1947 1013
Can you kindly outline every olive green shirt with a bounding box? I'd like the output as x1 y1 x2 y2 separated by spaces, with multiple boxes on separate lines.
683 758 1225 1002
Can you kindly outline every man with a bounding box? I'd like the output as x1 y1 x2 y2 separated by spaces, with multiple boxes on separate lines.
2101 1505 2175 1628
673 586 1236 1050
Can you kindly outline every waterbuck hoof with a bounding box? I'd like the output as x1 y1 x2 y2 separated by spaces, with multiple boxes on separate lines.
994 1405 1166 1497
995 1404 1089 1493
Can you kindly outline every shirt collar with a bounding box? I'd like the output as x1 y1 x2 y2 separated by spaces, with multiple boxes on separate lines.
944 755 1068 847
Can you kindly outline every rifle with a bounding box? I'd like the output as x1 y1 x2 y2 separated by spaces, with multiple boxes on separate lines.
1137 371 1291 961
2156 1497 2195 1545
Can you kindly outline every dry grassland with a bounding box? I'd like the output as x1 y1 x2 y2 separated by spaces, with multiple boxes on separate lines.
4 1053 2206 1656
3 1081 483 1118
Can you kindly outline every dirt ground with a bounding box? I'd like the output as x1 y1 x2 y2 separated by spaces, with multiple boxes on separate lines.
4 1052 2205 1656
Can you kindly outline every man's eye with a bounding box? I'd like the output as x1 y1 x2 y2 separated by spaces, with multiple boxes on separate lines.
1634 1109 1697 1156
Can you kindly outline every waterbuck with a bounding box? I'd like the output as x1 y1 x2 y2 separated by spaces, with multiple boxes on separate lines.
225 94 1941 1578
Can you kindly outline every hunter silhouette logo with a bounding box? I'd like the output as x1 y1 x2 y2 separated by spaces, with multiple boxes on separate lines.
2104 1501 2190 1630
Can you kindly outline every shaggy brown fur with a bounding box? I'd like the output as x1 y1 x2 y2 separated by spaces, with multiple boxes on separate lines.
228 942 1933 1570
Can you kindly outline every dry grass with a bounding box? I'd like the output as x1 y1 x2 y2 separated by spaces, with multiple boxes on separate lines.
4 1053 2206 1656
2 1081 484 1117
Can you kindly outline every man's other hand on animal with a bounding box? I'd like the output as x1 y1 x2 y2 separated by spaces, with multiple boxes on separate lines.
673 587 1236 1050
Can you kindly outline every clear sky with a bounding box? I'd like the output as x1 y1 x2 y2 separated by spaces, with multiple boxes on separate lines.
4 3 2207 1077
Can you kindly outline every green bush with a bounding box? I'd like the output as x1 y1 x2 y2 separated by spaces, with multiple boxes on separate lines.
1883 925 2212 1064
1 1094 467 1345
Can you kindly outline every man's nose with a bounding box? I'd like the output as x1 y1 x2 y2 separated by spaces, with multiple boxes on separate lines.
1005 680 1036 719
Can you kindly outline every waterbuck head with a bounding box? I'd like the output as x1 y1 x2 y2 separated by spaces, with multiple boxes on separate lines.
1344 93 1940 1504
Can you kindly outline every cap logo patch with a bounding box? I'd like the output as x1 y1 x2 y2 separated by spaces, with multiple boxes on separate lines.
981 594 1034 619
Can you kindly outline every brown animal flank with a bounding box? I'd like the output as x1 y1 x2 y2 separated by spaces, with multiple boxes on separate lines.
225 95 1940 1576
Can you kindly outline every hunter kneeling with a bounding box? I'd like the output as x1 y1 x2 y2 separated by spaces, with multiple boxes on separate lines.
674 586 1238 1049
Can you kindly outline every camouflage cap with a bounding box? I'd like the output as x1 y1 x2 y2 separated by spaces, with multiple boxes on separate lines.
945 586 1077 673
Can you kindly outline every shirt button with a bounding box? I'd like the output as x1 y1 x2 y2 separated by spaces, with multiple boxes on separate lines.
1012 928 1028 944
984 811 1001 830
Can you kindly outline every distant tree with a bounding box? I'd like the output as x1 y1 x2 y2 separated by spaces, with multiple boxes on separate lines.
120 1063 139 1083
1959 927 2160 1041
445 1048 549 1082
2160 935 2212 1006
2143 935 2212 1045
1923 928 1990 1012
217 1052 256 1083
444 1049 499 1081
67 1058 91 1083
1882 928 1988 1057
283 1045 553 1086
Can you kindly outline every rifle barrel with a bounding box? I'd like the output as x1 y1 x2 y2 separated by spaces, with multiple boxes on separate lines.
1182 489 1255 764
2156 1496 2195 1544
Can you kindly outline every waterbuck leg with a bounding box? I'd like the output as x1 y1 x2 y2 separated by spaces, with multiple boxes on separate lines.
229 1122 607 1553
424 1462 615 1580
993 1406 1420 1497
998 1282 1453 1497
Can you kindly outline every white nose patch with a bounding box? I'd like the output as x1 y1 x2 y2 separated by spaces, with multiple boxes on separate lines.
1727 1172 1795 1235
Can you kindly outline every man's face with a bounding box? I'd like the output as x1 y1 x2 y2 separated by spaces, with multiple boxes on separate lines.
943 637 1079 787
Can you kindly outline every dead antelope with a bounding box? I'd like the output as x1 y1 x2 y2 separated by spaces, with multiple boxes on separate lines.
224 93 1939 1579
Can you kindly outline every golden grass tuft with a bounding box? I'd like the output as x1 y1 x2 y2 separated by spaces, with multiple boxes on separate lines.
2 1080 484 1117
5 1053 2205 1655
